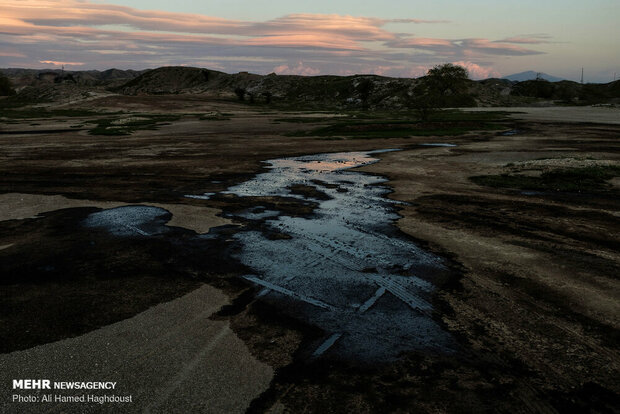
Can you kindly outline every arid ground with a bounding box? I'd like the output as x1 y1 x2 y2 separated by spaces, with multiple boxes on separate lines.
1 96 618 413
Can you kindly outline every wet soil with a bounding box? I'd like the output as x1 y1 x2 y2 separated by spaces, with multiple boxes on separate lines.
288 184 333 200
0 206 248 353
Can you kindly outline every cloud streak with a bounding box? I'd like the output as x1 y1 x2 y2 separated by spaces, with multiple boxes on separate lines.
39 60 84 66
386 37 544 56
0 0 547 78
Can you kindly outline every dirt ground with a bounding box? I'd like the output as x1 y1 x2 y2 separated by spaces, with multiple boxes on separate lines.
465 105 620 124
359 122 619 412
1 96 618 413
0 285 273 414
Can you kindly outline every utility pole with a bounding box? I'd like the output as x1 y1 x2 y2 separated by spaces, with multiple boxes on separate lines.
580 67 584 84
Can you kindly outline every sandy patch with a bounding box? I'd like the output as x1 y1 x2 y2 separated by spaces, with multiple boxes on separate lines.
0 284 273 413
464 106 620 124
155 203 231 234
397 214 620 327
0 193 230 234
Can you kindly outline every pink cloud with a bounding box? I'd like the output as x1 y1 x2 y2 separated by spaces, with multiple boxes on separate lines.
3 2 409 43
369 66 400 76
3 1 243 34
498 35 551 44
451 61 500 80
273 62 321 76
459 38 544 56
389 38 454 48
387 36 543 57
257 14 395 41
39 60 84 66
0 1 452 51
0 51 26 58
0 0 546 76
245 34 363 50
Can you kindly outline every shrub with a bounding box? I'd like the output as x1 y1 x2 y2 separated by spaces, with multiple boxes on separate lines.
0 74 16 96
234 87 246 101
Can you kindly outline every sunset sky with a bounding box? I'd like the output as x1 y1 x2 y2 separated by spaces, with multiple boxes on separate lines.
1 0 618 82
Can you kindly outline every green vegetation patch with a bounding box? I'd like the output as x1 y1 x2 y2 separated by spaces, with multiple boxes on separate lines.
284 110 510 138
471 166 620 193
88 114 180 136
199 114 231 121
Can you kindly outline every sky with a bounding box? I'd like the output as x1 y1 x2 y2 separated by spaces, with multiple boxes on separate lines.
1 0 618 82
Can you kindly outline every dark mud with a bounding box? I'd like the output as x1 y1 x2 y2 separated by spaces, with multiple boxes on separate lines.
414 194 620 255
0 206 245 353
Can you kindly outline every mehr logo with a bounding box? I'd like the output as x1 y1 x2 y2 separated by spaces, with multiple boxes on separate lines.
12 380 118 390
13 380 51 389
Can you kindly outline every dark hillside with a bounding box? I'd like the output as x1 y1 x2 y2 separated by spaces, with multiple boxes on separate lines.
117 66 217 94
2 65 619 109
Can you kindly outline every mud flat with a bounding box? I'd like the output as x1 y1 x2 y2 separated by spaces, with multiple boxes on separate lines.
465 105 620 124
358 121 620 412
1 98 619 412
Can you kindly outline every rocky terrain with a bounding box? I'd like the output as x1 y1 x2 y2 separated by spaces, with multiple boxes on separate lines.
2 66 619 110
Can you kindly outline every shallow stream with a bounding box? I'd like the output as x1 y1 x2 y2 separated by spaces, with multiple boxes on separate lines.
85 149 456 361
207 150 455 360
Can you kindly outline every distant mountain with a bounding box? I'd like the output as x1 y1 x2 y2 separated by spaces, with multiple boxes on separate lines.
502 71 565 82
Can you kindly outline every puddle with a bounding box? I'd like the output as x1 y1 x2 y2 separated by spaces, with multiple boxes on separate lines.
236 207 281 220
185 192 216 200
500 129 521 136
211 150 455 361
83 206 171 236
418 143 457 147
